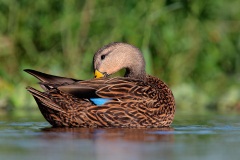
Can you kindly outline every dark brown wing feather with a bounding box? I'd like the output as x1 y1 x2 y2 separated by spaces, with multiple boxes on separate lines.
25 70 175 128
24 69 78 83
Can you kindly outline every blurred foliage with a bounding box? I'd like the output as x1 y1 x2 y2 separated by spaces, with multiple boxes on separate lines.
0 0 239 114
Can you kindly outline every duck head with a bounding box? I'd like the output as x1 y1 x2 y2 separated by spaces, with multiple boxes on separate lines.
93 42 146 80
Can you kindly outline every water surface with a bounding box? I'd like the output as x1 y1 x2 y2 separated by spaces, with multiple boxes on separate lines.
0 112 240 160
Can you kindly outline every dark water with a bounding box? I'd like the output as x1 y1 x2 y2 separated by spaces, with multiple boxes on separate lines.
0 112 240 160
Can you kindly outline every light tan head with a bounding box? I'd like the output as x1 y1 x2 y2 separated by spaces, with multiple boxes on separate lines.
93 42 146 80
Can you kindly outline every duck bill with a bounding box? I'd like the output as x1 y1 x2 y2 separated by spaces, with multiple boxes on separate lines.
94 70 105 78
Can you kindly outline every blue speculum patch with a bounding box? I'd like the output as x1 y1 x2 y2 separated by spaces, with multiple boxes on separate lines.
90 98 112 106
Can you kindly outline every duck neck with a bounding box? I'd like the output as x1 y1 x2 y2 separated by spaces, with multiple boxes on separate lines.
124 66 147 81
123 48 147 81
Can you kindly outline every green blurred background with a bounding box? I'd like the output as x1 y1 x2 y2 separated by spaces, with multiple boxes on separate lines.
0 0 239 114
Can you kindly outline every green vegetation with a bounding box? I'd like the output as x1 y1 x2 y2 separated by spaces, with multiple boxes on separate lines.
0 0 239 114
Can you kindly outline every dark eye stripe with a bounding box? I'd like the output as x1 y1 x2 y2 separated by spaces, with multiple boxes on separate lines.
100 50 113 61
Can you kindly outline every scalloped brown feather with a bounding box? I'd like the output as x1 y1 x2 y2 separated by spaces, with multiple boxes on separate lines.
26 71 175 128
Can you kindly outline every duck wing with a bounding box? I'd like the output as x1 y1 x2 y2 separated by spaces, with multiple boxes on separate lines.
24 69 78 83
56 77 148 99
24 69 79 91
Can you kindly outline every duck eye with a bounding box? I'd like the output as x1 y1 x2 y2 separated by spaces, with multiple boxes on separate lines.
101 55 105 60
